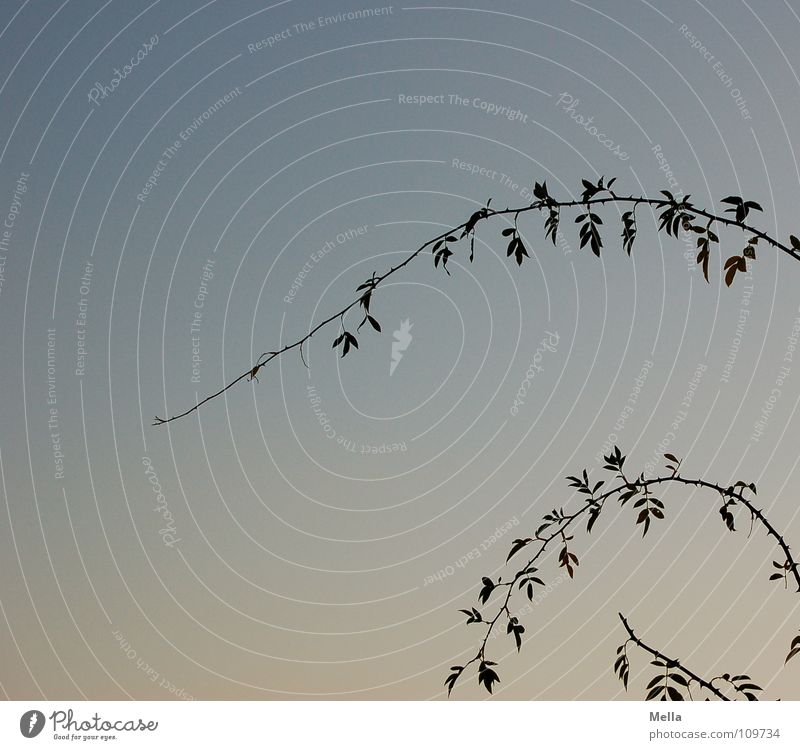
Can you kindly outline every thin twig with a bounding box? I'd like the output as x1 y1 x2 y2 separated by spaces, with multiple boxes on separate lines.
154 192 798 425
450 470 798 695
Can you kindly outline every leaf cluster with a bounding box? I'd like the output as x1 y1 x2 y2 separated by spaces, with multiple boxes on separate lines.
718 673 762 701
516 565 545 602
613 644 630 690
501 226 530 266
646 662 688 701
431 235 458 274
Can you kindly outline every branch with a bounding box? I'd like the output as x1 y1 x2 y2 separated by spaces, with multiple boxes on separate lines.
617 613 729 701
446 450 798 696
154 180 799 425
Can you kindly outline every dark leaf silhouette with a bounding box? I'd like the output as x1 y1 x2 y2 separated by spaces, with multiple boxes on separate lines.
444 665 463 697
478 576 495 604
507 538 532 562
477 661 500 694
621 210 636 255
785 632 800 664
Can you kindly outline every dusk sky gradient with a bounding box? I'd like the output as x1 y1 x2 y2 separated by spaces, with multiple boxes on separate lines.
1 0 799 700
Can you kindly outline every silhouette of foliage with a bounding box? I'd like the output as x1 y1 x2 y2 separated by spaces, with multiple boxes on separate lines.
616 614 761 701
153 177 800 425
443 450 799 698
150 175 800 701
786 632 800 665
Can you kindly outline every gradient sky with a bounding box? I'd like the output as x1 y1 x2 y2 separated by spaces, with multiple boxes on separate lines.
1 0 799 700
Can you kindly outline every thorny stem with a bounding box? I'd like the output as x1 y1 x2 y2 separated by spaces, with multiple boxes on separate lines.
154 193 798 425
451 472 798 694
617 613 729 701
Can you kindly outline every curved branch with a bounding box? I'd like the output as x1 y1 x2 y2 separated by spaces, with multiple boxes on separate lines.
155 185 799 425
618 612 729 701
650 475 800 593
448 462 798 696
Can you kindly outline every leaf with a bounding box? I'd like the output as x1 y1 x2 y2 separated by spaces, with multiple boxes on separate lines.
664 453 679 464
697 248 710 282
669 673 689 687
544 206 559 245
444 665 463 697
667 686 684 701
459 607 482 624
587 506 602 533
507 538 532 562
478 577 495 604
791 235 800 251
509 236 529 266
367 315 381 332
646 685 665 700
478 662 500 694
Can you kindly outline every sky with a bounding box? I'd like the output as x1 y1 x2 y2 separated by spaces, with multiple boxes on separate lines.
1 0 799 700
